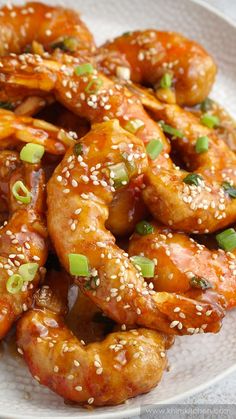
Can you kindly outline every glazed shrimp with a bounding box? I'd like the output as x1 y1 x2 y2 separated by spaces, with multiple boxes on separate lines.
0 2 95 56
0 150 20 225
0 108 75 155
129 222 236 310
0 54 235 234
0 159 47 339
17 275 168 407
100 30 217 106
0 52 172 234
186 98 236 153
126 85 236 233
0 150 20 211
47 119 224 335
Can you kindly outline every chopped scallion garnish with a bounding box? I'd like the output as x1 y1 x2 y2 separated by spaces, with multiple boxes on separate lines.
12 181 31 204
85 78 103 94
84 276 100 290
201 113 219 128
6 274 23 294
131 256 155 278
160 73 172 89
0 101 14 110
124 119 145 134
109 162 129 188
122 31 131 37
183 173 203 186
200 98 213 112
190 275 212 290
222 182 236 199
216 228 236 251
75 63 94 76
159 122 183 138
195 136 209 153
122 152 137 175
18 263 39 282
146 139 163 160
135 220 154 236
69 253 89 276
20 143 45 163
74 142 83 156
51 37 79 53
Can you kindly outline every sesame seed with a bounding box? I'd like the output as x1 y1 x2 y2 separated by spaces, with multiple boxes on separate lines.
174 307 181 313
88 397 94 405
170 320 179 328
75 385 82 392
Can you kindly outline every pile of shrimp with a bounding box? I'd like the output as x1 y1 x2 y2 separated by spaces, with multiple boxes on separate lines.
0 1 236 408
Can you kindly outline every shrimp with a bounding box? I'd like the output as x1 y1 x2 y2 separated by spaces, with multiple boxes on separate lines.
17 273 168 407
126 84 236 233
1 54 235 234
0 2 95 56
0 150 20 213
0 52 172 235
47 119 224 335
0 159 47 339
0 108 75 155
100 30 217 106
0 150 20 225
129 221 236 310
185 98 236 153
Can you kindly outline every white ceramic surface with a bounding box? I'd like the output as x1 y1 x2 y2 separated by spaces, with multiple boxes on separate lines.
0 0 236 418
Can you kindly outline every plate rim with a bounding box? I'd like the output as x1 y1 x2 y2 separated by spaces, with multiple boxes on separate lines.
1 361 236 419
1 0 236 418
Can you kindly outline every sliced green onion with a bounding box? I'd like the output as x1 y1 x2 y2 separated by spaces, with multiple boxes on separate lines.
6 274 24 294
183 173 203 186
201 113 219 128
160 73 172 89
69 253 89 276
200 98 213 112
0 101 14 110
75 63 94 76
131 256 155 278
124 119 145 134
109 162 129 188
222 182 236 199
51 37 79 53
190 275 212 290
121 152 137 175
18 263 39 282
74 142 83 156
159 122 183 138
216 228 236 251
20 143 45 163
135 220 154 236
195 136 209 154
122 31 131 37
12 181 31 204
85 78 103 94
84 276 100 290
146 139 163 160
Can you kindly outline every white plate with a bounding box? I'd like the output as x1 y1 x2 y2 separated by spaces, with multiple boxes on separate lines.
1 0 236 418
